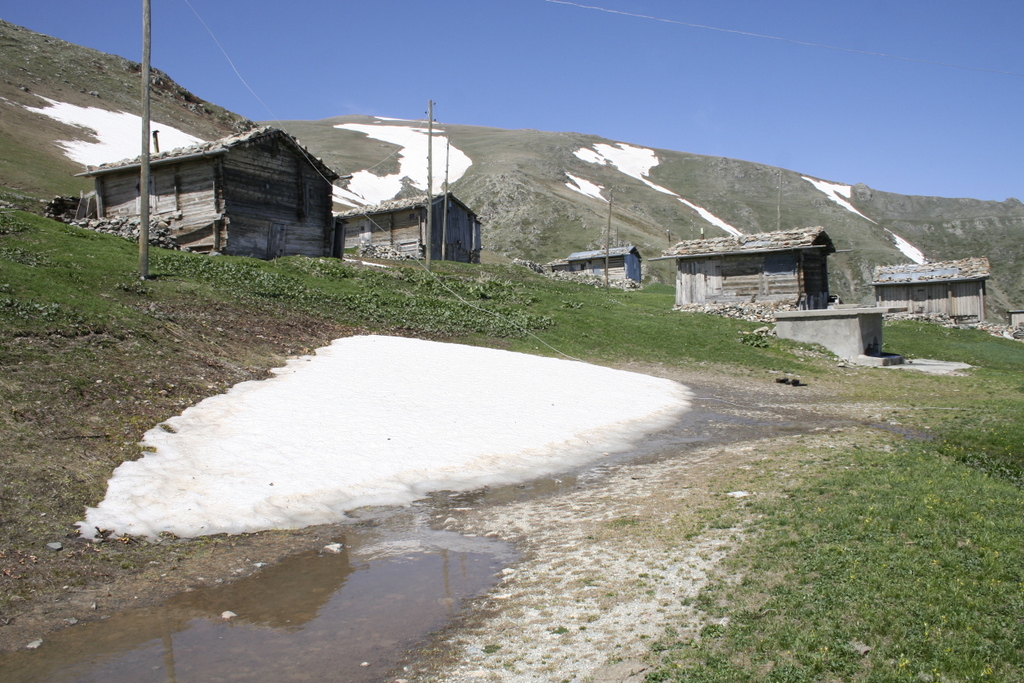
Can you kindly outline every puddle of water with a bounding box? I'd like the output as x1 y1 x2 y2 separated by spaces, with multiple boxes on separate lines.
0 525 511 683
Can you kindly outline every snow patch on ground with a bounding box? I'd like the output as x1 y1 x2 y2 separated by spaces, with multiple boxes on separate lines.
575 142 742 236
801 176 876 223
79 336 691 539
334 123 472 205
565 173 607 201
885 229 927 264
22 96 202 167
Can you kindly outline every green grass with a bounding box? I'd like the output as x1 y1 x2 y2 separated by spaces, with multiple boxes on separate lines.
647 326 1024 683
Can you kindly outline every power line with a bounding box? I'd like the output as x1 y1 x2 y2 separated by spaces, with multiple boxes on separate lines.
178 1 581 361
543 0 1024 78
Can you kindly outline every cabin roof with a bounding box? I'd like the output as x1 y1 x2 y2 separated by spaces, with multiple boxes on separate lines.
77 125 340 181
871 257 990 285
654 227 834 260
335 193 475 219
563 245 640 262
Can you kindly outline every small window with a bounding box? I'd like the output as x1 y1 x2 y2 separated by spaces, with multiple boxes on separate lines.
409 212 417 221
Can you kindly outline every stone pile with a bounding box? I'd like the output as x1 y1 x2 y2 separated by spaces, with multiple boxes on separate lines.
44 195 82 222
545 270 642 290
512 258 545 274
67 216 179 250
355 244 417 260
673 301 799 323
884 311 1024 342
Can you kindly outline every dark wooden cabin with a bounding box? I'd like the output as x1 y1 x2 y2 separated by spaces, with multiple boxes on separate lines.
872 257 989 322
547 245 643 282
77 126 340 258
335 194 481 263
654 227 835 309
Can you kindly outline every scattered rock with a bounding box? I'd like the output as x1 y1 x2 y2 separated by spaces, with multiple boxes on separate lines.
220 611 237 620
851 640 872 656
25 639 42 650
322 543 344 554
726 491 751 499
46 542 63 552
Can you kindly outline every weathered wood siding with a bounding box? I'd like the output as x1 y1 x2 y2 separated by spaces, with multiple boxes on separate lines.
340 196 481 263
675 250 829 308
552 255 629 280
430 197 481 263
221 141 333 259
874 280 985 321
343 209 424 256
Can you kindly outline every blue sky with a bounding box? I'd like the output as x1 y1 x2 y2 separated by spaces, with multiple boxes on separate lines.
3 0 1021 201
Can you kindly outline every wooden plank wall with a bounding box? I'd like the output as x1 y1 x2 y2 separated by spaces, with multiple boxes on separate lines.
675 250 829 308
875 281 985 321
221 140 333 258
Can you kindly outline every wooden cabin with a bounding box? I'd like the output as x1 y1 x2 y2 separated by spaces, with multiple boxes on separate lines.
547 245 643 283
872 257 989 322
78 126 340 258
335 194 481 263
654 227 835 309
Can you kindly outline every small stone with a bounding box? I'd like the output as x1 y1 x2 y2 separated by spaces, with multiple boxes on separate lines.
323 543 344 554
46 542 63 552
26 640 42 650
726 491 750 499
220 611 237 620
360 661 370 667
851 640 871 656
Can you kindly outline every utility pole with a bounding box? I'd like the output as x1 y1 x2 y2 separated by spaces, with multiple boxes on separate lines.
604 188 613 289
441 136 450 261
425 100 433 271
777 169 782 231
139 0 151 279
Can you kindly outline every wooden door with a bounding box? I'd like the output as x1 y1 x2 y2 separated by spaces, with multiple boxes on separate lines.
268 223 287 259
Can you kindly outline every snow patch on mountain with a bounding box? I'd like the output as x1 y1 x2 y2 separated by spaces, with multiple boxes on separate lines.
574 142 742 236
565 173 606 201
21 96 203 167
333 121 472 205
801 176 876 223
885 229 927 264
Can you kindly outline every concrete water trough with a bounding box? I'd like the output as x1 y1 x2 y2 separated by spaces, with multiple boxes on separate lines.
774 306 907 366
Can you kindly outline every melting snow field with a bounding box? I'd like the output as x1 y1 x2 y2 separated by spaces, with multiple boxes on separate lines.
79 336 691 539
574 142 742 236
333 120 472 206
22 96 202 166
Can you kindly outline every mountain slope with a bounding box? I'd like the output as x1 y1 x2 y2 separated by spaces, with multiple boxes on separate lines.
0 19 252 202
279 116 1024 314
1 20 1020 317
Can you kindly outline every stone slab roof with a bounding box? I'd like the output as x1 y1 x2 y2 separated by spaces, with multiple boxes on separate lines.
872 257 990 284
79 126 340 181
658 227 834 259
335 193 476 219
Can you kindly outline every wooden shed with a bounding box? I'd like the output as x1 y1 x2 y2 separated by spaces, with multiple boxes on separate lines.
78 126 340 258
336 193 481 263
872 257 989 322
547 245 643 283
653 227 835 308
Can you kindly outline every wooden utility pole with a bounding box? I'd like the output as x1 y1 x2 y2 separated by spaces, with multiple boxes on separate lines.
777 170 782 231
441 137 450 261
604 188 613 289
425 100 433 270
139 0 151 279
